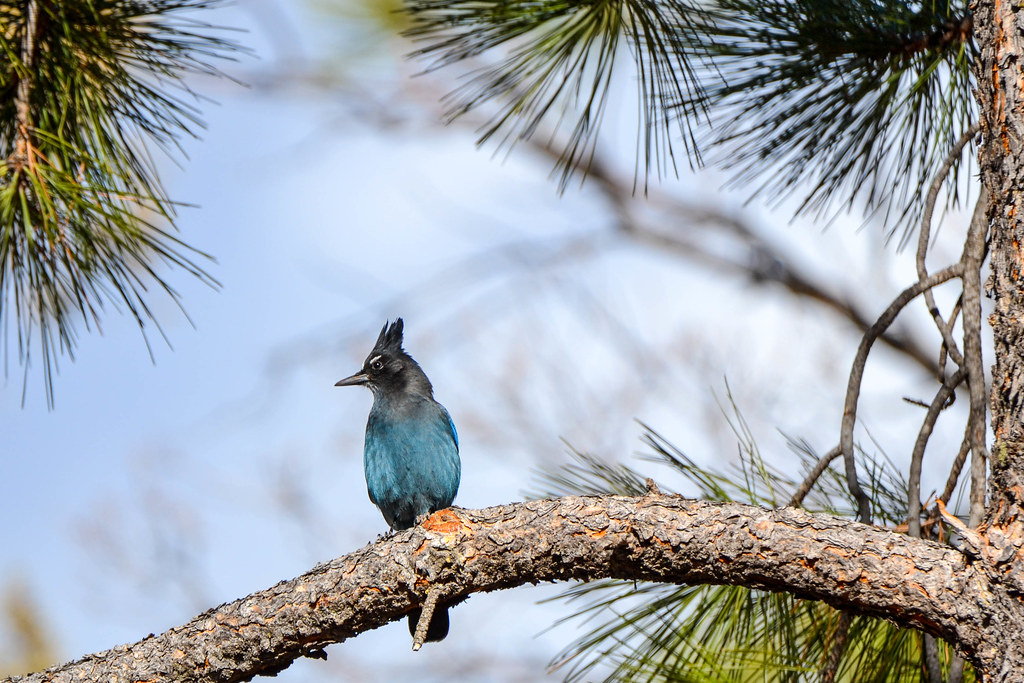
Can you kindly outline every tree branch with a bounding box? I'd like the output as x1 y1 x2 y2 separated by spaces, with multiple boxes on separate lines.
916 121 981 373
938 295 964 380
410 589 441 651
908 368 966 537
819 610 853 683
840 265 963 523
528 142 944 378
961 193 990 527
949 650 967 683
12 0 40 169
789 445 841 508
939 434 971 507
923 633 944 683
10 495 1019 683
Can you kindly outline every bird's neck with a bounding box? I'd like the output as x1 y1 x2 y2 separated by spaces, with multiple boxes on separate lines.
403 367 434 398
372 369 434 403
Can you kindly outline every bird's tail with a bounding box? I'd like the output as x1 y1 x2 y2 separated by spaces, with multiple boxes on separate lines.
407 605 450 643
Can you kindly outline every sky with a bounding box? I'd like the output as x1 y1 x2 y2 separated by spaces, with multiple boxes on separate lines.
0 2 984 681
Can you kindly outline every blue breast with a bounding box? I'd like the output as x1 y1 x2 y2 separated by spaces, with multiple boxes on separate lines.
363 394 461 530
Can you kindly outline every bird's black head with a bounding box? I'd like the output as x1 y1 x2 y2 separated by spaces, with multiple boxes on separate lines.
335 318 432 397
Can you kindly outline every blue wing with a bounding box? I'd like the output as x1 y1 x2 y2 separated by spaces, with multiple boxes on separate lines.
441 405 459 451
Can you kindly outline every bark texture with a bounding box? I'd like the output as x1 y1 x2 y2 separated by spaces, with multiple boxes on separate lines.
8 495 1024 683
977 0 1024 523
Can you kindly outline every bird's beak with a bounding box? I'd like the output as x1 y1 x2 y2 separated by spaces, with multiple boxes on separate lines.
334 371 369 387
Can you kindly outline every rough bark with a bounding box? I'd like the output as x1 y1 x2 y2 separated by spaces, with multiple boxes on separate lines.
8 495 1024 683
977 0 1024 524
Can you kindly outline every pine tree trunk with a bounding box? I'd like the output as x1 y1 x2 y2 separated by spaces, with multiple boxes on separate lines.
953 0 1024 678
976 0 1024 529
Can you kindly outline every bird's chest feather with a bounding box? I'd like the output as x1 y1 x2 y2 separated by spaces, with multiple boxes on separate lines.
362 396 460 523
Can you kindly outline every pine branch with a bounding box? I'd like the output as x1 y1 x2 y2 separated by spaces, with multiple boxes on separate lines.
907 368 966 538
681 0 977 240
961 192 989 528
537 421 942 681
6 496 1002 683
916 122 981 373
790 445 841 508
0 0 243 406
840 264 963 523
528 139 945 378
403 0 976 237
403 0 707 191
819 611 852 683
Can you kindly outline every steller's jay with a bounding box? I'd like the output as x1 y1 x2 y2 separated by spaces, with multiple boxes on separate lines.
335 318 461 643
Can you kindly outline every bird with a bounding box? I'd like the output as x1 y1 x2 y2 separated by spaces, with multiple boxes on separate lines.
335 318 461 643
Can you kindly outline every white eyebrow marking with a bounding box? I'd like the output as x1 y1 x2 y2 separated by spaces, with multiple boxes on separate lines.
369 355 383 366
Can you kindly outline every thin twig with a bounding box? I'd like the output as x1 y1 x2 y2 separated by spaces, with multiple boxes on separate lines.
841 264 963 523
923 634 944 683
908 368 966 537
819 611 853 683
12 0 40 168
938 294 964 379
961 193 990 527
936 499 984 555
527 139 942 378
411 589 441 651
788 445 841 508
948 651 966 683
916 122 981 374
939 434 971 506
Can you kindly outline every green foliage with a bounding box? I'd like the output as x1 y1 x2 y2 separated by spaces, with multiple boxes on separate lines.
403 0 975 236
532 423 973 682
686 0 976 241
0 1 242 405
404 0 706 190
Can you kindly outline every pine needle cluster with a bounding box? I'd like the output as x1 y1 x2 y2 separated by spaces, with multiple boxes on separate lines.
532 418 972 682
405 0 975 236
0 0 241 405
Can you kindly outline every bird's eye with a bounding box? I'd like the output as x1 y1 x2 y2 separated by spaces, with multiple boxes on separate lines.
371 360 384 371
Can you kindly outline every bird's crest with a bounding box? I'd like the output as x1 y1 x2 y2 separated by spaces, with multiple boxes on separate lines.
372 318 405 356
